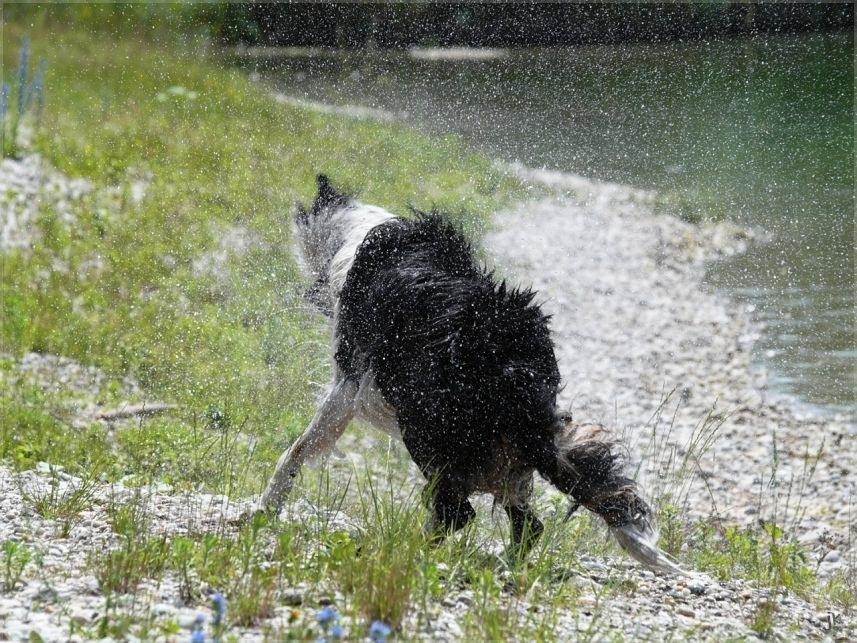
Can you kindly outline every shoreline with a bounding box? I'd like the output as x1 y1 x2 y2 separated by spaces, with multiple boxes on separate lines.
497 161 855 428
262 78 853 418
487 161 854 563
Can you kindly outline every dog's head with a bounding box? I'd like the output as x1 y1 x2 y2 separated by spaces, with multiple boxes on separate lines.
294 175 350 278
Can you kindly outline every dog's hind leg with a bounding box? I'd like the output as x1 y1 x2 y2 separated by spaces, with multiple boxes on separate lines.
504 503 544 558
258 377 358 516
423 480 476 541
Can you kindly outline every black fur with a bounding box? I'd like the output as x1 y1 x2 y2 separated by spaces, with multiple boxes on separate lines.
313 174 348 215
280 176 671 570
336 213 565 529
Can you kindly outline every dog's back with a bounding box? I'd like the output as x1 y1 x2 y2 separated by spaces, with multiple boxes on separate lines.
336 213 561 489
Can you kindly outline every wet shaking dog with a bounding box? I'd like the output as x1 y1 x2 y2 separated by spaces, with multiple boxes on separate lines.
255 175 680 572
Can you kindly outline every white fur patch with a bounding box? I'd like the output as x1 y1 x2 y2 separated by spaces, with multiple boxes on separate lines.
325 203 396 298
354 369 400 438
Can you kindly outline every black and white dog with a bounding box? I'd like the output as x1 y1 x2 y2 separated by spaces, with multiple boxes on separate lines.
257 175 680 572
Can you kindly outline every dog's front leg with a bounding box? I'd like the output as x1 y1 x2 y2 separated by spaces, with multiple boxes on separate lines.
258 377 358 517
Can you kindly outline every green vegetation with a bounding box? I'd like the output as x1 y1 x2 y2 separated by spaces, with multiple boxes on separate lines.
749 598 778 639
17 464 102 538
1 540 33 593
331 477 425 629
0 16 516 499
1 11 853 642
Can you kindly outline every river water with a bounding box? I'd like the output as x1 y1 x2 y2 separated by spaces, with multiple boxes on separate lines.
242 33 854 415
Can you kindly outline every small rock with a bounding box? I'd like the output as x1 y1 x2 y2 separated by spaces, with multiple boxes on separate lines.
69 609 93 626
282 590 303 606
688 581 707 596
152 603 175 616
824 550 841 563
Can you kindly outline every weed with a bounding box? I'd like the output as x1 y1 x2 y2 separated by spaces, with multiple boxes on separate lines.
169 536 197 603
18 465 101 537
657 501 685 558
825 570 856 611
503 505 582 598
93 536 169 595
84 608 176 642
92 493 169 594
232 569 275 627
1 540 32 592
749 598 778 638
163 516 279 629
273 522 314 587
333 472 425 630
465 568 517 640
691 521 816 597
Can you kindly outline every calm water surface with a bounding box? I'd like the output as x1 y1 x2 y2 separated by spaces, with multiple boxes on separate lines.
244 33 854 414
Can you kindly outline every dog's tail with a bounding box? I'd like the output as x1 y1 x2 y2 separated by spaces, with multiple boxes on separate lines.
538 421 685 575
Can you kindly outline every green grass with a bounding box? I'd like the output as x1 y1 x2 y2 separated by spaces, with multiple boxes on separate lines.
17 464 102 538
1 540 33 593
0 15 518 498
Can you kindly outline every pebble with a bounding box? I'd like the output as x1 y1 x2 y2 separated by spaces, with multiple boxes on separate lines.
688 581 707 596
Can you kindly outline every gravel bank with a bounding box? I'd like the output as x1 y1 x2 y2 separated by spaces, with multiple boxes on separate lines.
0 154 90 252
487 163 855 575
1 458 853 642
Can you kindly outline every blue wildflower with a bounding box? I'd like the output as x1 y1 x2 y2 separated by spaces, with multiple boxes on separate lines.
316 606 339 627
0 83 9 125
369 620 392 642
211 592 227 627
32 60 46 123
190 613 206 643
330 624 345 639
16 36 30 115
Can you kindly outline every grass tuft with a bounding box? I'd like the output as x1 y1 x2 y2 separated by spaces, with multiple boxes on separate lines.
332 473 425 630
749 598 778 639
1 540 33 592
18 464 101 537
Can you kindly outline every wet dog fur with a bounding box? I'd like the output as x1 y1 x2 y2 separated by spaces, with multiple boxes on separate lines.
257 175 680 572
